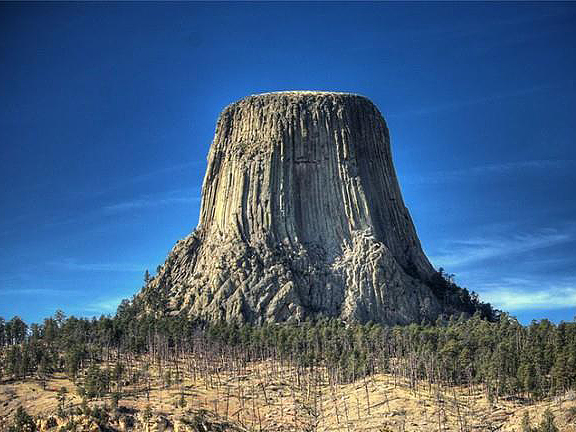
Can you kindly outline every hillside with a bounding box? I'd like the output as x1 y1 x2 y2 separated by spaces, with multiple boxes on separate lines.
2 359 575 431
1 312 575 431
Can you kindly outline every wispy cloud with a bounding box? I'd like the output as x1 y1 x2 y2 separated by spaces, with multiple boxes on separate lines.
36 189 202 232
49 259 144 273
401 10 574 43
83 296 126 314
90 161 205 198
388 80 573 119
0 274 30 283
103 189 201 214
0 288 77 296
475 277 576 311
406 159 575 185
430 227 574 269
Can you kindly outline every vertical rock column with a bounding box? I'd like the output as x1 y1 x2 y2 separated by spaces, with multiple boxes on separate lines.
142 91 442 325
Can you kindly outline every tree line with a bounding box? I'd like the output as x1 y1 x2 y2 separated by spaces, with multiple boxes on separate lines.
1 303 574 404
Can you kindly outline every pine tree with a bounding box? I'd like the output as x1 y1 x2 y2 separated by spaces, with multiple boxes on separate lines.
521 411 533 432
57 386 67 417
8 406 36 432
6 346 22 378
111 392 120 411
54 310 66 329
8 316 27 345
537 409 559 432
0 317 6 347
85 364 102 399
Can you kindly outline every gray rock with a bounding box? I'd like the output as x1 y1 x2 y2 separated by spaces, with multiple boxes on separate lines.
139 91 443 325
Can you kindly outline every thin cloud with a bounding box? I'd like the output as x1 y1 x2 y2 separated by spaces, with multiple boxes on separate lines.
0 274 29 283
11 186 201 235
0 288 77 296
351 9 573 50
406 9 574 42
38 189 201 231
49 259 144 273
388 80 573 119
125 162 200 185
83 296 126 314
103 196 199 213
406 159 575 185
103 190 201 214
0 162 203 235
476 277 576 311
430 227 574 269
90 161 205 198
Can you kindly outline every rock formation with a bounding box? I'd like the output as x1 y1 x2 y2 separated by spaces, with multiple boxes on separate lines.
140 91 445 325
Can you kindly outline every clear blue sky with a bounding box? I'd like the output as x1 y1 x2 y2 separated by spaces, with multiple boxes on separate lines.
1 2 575 325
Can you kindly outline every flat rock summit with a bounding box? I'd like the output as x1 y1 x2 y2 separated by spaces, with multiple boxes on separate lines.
140 91 451 324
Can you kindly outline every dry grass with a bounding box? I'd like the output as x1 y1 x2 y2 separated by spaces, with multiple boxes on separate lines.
1 360 575 432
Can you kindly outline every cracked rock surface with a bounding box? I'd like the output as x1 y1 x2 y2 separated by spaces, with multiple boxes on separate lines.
140 91 443 324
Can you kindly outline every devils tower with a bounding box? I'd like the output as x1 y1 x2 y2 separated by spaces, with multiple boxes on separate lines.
140 91 448 325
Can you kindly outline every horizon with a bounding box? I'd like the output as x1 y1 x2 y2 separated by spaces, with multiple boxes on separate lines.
1 2 575 325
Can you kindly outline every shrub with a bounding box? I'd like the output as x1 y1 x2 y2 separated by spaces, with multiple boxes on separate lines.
537 409 559 432
521 411 533 432
8 406 36 432
565 406 576 424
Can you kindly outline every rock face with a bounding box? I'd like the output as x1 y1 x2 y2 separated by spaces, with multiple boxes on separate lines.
141 91 443 325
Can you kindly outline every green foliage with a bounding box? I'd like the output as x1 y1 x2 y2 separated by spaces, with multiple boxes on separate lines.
164 370 172 388
566 406 576 424
178 390 187 408
112 362 124 384
45 417 57 429
84 364 109 399
521 411 533 432
6 345 22 378
111 391 120 411
537 409 558 432
143 405 152 423
57 386 67 417
6 316 28 345
64 345 85 379
80 396 89 415
90 405 110 427
144 269 151 284
428 268 497 320
0 302 575 408
9 406 36 432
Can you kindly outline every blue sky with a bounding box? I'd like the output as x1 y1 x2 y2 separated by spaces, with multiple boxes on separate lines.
1 2 575 325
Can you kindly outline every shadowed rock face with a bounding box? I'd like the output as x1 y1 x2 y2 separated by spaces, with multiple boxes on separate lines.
141 91 442 324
